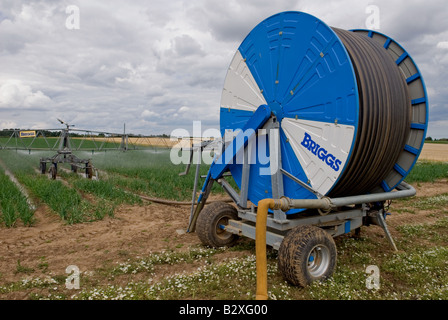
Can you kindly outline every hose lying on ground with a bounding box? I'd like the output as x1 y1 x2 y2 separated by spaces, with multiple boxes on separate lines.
138 194 233 206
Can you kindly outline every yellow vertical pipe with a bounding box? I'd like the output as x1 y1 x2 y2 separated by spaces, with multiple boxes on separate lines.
255 199 276 300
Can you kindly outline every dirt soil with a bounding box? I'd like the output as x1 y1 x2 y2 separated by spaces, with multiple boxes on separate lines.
1 180 448 298
0 199 203 290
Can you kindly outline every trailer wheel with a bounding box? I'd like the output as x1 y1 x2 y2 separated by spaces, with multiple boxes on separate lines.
196 202 239 248
278 225 337 287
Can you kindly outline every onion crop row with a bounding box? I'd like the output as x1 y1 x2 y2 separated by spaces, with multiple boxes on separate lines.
0 169 34 227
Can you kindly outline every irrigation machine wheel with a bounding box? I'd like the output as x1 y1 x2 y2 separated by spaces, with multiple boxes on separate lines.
196 201 239 248
86 161 93 179
49 164 57 180
39 161 47 174
278 225 337 287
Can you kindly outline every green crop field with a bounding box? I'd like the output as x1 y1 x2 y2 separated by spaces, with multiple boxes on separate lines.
0 136 125 150
1 148 445 228
0 148 231 227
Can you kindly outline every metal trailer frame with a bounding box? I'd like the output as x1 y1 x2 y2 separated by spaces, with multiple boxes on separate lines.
184 113 416 252
225 182 415 252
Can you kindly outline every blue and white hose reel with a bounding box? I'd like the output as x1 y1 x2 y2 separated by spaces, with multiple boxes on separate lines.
216 11 428 210
186 11 428 290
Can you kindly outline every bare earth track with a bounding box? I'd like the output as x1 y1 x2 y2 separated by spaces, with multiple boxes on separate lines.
0 200 201 288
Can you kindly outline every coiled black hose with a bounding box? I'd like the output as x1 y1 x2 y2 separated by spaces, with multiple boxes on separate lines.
329 29 411 197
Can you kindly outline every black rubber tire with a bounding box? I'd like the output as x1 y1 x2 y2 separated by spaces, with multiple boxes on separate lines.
196 201 239 248
40 162 46 174
49 164 57 180
86 162 93 179
278 225 337 287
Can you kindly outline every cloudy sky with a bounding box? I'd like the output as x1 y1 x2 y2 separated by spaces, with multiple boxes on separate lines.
0 0 447 138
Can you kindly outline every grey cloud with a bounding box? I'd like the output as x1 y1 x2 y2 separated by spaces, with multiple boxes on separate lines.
172 34 204 57
379 0 448 42
0 0 447 138
185 0 297 43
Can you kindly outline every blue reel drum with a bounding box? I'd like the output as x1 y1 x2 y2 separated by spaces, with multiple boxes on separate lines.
219 11 428 211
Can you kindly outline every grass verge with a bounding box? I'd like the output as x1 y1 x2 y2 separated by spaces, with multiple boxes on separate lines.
406 161 448 183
